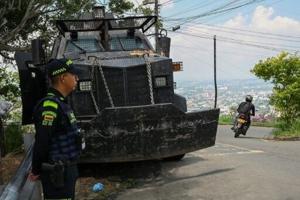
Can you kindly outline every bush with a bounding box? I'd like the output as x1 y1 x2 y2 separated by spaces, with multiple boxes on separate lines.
219 114 276 127
219 115 234 125
4 123 23 153
273 119 300 138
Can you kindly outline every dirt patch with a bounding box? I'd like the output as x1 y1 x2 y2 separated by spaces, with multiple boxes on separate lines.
0 152 25 185
273 136 300 141
75 177 137 200
75 161 161 200
1 155 161 199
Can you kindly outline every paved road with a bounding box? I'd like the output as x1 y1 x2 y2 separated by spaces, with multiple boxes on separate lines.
116 125 300 200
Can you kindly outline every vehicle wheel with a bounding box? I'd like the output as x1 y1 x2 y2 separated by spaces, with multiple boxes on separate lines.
234 132 240 138
163 154 185 161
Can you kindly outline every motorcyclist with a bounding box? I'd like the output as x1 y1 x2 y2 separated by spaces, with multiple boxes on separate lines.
232 95 255 133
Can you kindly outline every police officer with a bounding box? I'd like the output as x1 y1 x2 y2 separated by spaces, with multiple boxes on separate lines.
28 58 82 200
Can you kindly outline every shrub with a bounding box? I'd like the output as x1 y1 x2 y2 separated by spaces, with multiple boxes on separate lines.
219 115 234 125
4 123 23 153
273 119 300 138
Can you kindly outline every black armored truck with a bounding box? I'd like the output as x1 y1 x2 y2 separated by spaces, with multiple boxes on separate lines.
15 7 220 163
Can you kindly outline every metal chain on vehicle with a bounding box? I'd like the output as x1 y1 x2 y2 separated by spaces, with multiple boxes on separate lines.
89 63 100 114
144 54 155 105
92 57 115 108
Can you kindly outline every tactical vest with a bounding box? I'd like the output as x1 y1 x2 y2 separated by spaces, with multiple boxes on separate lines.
36 95 82 162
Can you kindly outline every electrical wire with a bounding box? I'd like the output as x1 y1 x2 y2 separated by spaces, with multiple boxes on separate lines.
164 0 266 24
181 23 300 41
177 25 300 48
170 30 300 52
165 1 219 18
190 0 283 25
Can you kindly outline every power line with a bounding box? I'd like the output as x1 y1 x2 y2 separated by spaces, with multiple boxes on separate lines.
164 0 266 25
170 30 300 52
161 0 186 6
180 23 300 41
172 44 274 58
170 32 281 57
186 26 300 49
162 1 300 50
176 24 300 45
165 1 219 18
190 0 283 25
161 0 173 6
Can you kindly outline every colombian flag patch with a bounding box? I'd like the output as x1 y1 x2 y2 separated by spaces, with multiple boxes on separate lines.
42 114 55 126
44 115 54 121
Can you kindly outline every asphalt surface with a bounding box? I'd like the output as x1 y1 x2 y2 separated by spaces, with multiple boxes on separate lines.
116 125 300 200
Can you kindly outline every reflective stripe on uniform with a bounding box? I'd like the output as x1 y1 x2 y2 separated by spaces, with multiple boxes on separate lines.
42 111 57 118
66 59 73 65
43 100 58 109
47 92 56 96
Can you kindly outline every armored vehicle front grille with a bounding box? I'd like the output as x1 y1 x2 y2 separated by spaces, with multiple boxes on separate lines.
99 67 125 107
71 64 152 117
127 65 150 106
99 65 151 107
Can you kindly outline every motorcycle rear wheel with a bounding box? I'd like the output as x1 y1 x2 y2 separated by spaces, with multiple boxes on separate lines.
234 132 240 138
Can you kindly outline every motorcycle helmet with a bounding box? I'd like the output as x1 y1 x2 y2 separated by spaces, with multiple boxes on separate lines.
245 95 253 102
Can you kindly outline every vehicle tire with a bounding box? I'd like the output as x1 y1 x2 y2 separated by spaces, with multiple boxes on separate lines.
163 154 185 161
234 132 240 138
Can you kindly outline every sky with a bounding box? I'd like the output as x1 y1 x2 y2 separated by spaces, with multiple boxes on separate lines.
128 0 300 81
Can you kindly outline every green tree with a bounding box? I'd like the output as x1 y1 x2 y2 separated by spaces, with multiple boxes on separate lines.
0 67 20 103
135 1 163 29
108 0 163 29
0 0 95 61
0 66 21 155
251 52 300 124
0 0 162 62
108 0 134 15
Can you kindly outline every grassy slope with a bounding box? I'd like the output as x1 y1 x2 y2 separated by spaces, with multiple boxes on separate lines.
219 115 300 139
218 115 275 127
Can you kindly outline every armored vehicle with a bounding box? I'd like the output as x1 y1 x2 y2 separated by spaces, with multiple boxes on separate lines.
15 7 219 163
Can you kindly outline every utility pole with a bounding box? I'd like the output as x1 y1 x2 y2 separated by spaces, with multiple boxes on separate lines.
214 35 217 109
155 0 159 52
143 0 159 52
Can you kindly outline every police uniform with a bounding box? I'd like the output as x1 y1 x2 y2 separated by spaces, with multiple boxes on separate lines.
31 59 81 200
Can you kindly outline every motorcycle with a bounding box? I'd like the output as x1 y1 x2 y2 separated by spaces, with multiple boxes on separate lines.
232 114 248 138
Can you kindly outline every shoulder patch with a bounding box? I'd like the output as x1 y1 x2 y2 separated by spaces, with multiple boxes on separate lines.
42 114 55 126
43 100 58 109
41 110 57 126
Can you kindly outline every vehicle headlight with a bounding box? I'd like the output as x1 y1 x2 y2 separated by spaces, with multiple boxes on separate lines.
79 81 92 91
154 76 167 87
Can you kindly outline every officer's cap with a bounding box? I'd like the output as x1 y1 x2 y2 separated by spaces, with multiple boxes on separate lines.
47 58 80 78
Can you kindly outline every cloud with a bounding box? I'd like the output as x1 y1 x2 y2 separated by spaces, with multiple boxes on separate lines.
250 6 300 33
169 6 300 81
223 14 247 28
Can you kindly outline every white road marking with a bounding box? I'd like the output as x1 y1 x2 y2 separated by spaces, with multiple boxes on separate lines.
216 142 257 151
190 143 264 157
214 150 264 156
